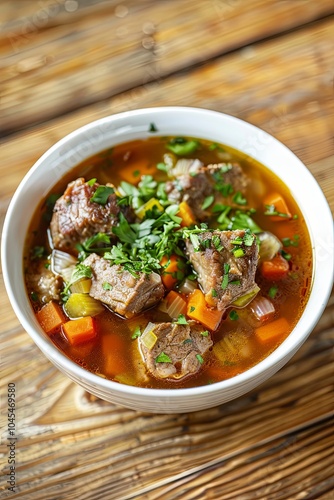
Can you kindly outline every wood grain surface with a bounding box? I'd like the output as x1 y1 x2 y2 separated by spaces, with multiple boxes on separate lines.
0 1 333 499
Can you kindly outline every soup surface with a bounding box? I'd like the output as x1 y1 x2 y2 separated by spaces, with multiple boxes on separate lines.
24 135 313 388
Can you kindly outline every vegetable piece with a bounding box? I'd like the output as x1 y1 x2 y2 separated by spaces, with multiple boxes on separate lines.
51 249 77 281
250 296 275 322
36 301 67 335
62 316 97 346
135 198 164 219
255 316 289 344
187 289 224 331
70 278 92 294
141 325 158 350
165 290 187 318
64 293 105 319
160 255 185 290
213 331 249 364
232 284 260 308
179 278 198 295
261 254 289 281
177 201 197 227
90 185 115 205
166 138 199 156
263 193 291 221
102 332 126 377
258 231 282 262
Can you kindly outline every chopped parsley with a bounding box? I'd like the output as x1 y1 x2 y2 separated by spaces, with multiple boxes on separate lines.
211 289 218 298
176 314 188 325
155 352 172 363
166 137 199 156
62 264 92 300
221 263 230 289
102 282 113 291
90 185 115 205
229 310 239 321
196 354 204 364
131 326 141 339
282 235 299 247
202 195 215 210
149 122 158 132
268 285 278 299
201 330 209 337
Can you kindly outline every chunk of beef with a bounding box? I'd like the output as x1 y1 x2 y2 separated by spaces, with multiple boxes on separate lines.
185 230 258 311
165 163 248 222
26 260 63 304
50 178 133 252
83 253 164 318
139 321 213 380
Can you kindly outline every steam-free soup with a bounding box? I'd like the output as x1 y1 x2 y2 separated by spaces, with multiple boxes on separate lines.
24 135 312 388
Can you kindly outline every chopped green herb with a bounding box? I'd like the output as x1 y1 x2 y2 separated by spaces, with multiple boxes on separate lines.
133 170 140 178
201 330 209 337
209 142 224 151
155 352 172 363
32 246 46 260
281 250 291 261
62 264 92 299
166 138 199 156
31 291 38 302
86 178 97 187
229 310 239 321
233 247 245 258
202 195 215 210
233 191 247 206
90 185 115 205
196 354 204 364
190 306 196 312
176 314 188 325
149 122 158 132
156 162 168 173
211 289 218 297
183 338 193 344
212 235 223 251
221 263 230 289
102 282 113 291
268 285 278 299
282 235 299 247
131 326 141 339
229 280 241 285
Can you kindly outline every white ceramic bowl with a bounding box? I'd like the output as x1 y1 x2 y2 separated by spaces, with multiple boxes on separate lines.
2 107 333 413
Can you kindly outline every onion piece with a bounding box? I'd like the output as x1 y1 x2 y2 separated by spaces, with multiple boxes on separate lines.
140 322 158 350
178 278 198 295
250 296 275 322
158 291 187 319
171 158 203 177
213 331 249 363
258 231 282 262
51 249 77 280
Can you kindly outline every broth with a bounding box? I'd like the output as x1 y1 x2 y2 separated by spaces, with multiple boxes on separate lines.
24 136 313 389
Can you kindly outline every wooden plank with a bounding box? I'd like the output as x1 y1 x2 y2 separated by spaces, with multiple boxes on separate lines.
1 18 333 218
1 0 334 133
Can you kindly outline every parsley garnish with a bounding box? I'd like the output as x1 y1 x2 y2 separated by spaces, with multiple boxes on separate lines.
282 235 299 247
176 314 188 325
155 352 172 363
268 286 278 299
202 195 215 210
149 122 158 132
229 310 239 321
166 138 199 155
196 354 204 364
102 282 113 291
62 264 92 300
221 263 230 289
90 185 114 205
131 326 141 339
201 330 209 337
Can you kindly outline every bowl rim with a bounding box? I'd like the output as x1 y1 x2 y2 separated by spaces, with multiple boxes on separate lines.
2 106 334 401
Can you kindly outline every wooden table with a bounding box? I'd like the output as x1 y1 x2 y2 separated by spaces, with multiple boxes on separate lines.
1 2 333 498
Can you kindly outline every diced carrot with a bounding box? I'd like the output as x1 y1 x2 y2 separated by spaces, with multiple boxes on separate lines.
261 254 289 281
118 158 153 183
255 316 289 344
263 192 291 222
178 201 197 227
101 333 126 377
160 254 185 290
62 316 97 346
187 289 224 331
36 301 67 335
